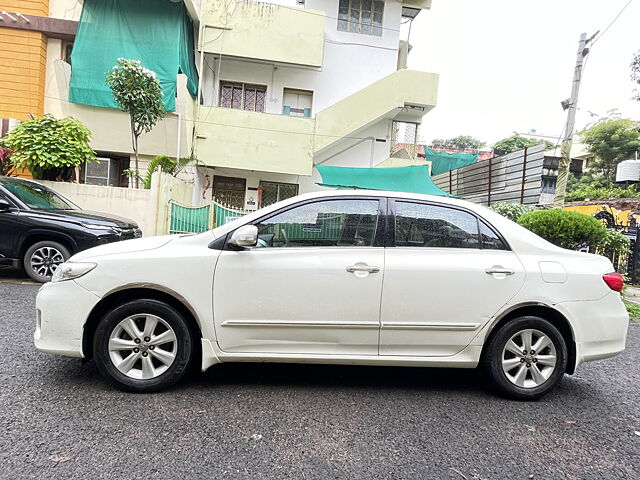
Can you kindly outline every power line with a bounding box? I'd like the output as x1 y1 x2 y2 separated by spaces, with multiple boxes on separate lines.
591 0 635 47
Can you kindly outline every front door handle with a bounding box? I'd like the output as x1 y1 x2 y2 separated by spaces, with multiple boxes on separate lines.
346 265 380 274
485 266 515 276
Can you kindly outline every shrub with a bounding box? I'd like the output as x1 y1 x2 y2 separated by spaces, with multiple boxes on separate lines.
489 202 534 222
4 114 94 179
598 228 631 257
517 209 606 249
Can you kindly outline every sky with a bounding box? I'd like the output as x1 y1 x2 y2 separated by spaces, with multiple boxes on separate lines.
404 0 640 146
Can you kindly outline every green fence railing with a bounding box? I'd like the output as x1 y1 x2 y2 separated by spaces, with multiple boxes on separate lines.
168 201 212 234
213 202 248 228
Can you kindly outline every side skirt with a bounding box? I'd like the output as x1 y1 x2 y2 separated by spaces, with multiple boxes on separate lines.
200 339 481 371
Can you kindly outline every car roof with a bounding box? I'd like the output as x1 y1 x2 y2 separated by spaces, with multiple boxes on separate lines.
288 189 487 212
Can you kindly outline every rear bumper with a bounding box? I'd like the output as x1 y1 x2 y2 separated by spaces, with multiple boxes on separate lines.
34 280 101 358
557 292 629 368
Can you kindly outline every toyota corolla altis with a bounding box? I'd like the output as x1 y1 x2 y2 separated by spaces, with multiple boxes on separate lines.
34 191 629 400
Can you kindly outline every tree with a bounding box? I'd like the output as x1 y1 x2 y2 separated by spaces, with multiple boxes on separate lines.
4 114 94 180
631 49 640 101
431 135 484 150
492 134 554 154
106 58 165 188
579 117 640 181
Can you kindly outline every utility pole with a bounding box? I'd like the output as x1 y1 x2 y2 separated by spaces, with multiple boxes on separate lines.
553 32 596 208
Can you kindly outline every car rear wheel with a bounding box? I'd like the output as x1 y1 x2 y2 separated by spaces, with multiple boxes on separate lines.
484 316 567 400
23 240 70 283
93 299 195 393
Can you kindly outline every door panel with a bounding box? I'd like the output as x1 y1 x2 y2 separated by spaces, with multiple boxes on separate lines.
214 248 384 354
380 249 525 356
213 197 385 355
379 200 525 356
0 193 18 261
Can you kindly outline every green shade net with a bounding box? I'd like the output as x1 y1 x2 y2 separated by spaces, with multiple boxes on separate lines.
425 146 478 176
69 0 199 112
316 165 453 197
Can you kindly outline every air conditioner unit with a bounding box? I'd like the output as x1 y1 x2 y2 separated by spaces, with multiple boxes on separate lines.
615 159 640 183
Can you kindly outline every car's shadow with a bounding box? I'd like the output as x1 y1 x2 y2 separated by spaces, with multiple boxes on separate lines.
37 351 605 403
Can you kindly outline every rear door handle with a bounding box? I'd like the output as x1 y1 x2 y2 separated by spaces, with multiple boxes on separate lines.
485 267 515 275
346 265 380 273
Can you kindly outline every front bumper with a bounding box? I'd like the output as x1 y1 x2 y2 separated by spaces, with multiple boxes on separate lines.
34 280 101 358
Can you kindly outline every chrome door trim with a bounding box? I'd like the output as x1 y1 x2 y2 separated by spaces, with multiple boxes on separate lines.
221 319 380 329
381 322 481 331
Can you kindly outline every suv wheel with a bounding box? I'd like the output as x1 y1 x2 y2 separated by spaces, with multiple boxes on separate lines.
23 240 70 283
93 299 195 393
484 316 567 400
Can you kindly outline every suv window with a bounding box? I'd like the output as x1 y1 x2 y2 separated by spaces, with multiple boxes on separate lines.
254 199 380 248
2 182 74 210
395 201 480 249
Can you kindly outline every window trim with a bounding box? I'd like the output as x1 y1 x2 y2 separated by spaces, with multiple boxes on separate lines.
222 196 386 250
388 198 512 251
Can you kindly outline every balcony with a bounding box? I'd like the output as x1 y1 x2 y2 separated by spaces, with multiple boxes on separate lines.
195 107 315 176
201 0 324 68
45 59 195 158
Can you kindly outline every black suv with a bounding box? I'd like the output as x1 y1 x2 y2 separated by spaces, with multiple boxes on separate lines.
0 176 141 282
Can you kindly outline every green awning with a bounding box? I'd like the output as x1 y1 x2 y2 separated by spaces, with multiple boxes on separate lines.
425 147 478 176
69 0 199 112
316 165 454 196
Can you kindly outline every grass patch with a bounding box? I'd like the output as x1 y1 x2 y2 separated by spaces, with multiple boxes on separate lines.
623 300 640 322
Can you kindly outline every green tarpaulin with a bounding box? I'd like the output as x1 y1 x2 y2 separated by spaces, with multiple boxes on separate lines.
425 147 478 176
69 0 199 112
316 165 453 196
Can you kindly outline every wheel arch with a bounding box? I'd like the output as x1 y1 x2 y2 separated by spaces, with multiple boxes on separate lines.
82 286 203 361
481 303 577 375
20 230 78 260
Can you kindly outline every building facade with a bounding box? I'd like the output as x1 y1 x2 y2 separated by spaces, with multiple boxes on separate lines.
1 0 439 208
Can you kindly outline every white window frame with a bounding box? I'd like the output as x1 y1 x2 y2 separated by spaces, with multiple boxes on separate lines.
337 0 384 37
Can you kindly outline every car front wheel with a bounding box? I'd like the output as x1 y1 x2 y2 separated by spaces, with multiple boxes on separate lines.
24 240 70 283
93 299 195 393
484 316 567 400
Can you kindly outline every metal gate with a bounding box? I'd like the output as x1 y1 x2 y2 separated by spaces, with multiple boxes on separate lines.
168 201 212 234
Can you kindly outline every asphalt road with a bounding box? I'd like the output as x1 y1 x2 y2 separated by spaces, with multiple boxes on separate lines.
1 283 638 480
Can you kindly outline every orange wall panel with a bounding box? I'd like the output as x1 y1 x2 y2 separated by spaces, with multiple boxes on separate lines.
0 1 49 16
0 27 46 121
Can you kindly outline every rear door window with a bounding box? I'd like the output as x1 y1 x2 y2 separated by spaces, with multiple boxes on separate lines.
394 201 480 249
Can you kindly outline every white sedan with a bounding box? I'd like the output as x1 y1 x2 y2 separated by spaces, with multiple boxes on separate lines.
34 190 629 400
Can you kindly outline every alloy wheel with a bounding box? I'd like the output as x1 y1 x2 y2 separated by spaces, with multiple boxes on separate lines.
501 328 557 388
30 246 65 278
108 314 178 380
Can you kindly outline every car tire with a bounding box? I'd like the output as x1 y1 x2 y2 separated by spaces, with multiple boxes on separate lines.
23 240 70 283
484 316 567 401
93 299 195 393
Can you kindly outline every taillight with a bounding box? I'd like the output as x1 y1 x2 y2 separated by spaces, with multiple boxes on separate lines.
603 272 624 292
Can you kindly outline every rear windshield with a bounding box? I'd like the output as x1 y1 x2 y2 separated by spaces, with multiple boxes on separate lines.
3 182 75 210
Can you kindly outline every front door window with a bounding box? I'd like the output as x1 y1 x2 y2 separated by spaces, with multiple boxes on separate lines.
254 199 380 248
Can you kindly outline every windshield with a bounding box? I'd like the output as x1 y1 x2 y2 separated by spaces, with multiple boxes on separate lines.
2 182 76 210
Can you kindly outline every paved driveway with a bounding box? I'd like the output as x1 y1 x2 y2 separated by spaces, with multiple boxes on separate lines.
1 283 638 479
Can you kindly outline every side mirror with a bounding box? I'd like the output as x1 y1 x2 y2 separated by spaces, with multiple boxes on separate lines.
0 199 13 212
228 225 258 249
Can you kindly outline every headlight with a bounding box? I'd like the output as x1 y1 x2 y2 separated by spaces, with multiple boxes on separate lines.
51 262 97 283
81 223 118 232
